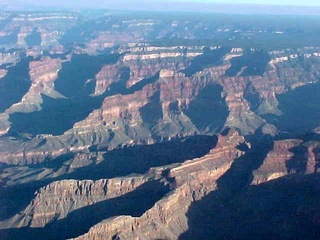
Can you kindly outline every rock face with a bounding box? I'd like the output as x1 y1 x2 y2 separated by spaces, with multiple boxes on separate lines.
2 176 149 229
94 64 121 95
71 69 197 148
252 139 303 184
2 45 320 165
6 57 62 114
1 10 320 240
253 139 320 185
70 129 246 240
0 129 246 239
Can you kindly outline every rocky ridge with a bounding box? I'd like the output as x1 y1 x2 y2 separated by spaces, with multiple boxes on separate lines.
0 129 247 240
1 11 320 240
1 46 320 165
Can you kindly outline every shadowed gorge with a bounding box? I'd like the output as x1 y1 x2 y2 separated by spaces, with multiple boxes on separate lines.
182 46 231 77
0 9 320 240
243 82 261 112
0 135 217 221
180 136 274 239
8 64 160 136
8 94 107 135
184 84 229 132
0 180 170 240
286 145 308 174
225 49 270 76
25 28 41 47
124 71 160 95
181 174 320 240
7 52 125 135
263 82 320 135
54 54 120 98
0 57 31 112
85 135 218 179
140 93 163 129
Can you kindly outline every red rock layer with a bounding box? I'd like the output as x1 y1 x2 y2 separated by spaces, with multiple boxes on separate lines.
1 176 149 229
2 48 320 166
71 130 246 240
252 139 302 184
7 57 62 114
252 140 320 185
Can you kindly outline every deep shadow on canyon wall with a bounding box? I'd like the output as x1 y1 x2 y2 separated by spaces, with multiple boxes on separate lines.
0 134 217 221
0 180 170 240
180 136 320 240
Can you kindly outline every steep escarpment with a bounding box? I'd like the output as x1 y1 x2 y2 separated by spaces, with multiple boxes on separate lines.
8 53 121 137
252 139 303 184
180 173 320 240
253 137 320 185
67 66 227 150
70 129 246 240
1 11 320 240
0 180 171 240
1 46 320 165
178 133 320 239
0 135 217 192
2 129 319 240
0 130 245 240
6 57 62 114
0 46 226 164
94 45 202 95
0 56 32 112
2 176 149 229
214 48 320 135
264 81 320 135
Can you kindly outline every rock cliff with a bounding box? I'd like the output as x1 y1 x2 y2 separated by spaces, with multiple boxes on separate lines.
70 129 246 240
1 11 320 240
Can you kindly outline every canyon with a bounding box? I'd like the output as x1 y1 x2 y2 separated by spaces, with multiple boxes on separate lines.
0 10 320 240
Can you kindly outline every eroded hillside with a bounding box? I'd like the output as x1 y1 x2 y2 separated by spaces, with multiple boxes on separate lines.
1 10 320 240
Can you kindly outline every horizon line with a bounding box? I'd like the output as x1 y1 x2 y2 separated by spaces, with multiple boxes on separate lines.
2 2 320 16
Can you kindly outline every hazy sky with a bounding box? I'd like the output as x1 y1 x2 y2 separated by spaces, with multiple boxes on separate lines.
2 0 320 10
3 0 320 7
186 0 320 6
